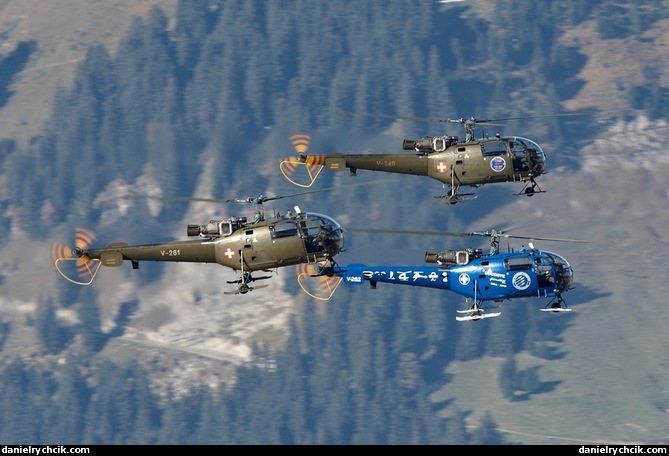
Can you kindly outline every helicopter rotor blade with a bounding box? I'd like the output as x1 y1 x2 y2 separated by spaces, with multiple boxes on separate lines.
444 114 581 124
469 223 590 243
336 111 447 123
499 233 591 243
345 227 473 237
289 132 311 154
337 111 581 125
74 226 97 250
51 226 100 282
223 185 358 205
125 179 397 207
346 227 590 244
295 262 342 301
51 226 97 260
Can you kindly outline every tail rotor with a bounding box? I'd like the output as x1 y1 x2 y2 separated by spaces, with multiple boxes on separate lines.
295 261 342 301
279 133 326 188
51 226 101 285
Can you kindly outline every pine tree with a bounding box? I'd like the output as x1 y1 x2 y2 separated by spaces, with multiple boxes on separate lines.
470 410 506 445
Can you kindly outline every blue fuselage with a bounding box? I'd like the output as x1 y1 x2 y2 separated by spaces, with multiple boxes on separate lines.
339 249 572 303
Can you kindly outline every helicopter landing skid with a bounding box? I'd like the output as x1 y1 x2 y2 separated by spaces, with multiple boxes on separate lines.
434 192 477 205
224 263 274 294
224 283 269 295
540 295 572 313
514 180 545 197
455 297 501 321
456 308 501 321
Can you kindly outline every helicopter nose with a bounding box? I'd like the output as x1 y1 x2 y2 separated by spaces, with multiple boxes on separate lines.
557 271 573 292
556 263 573 292
327 225 345 255
305 212 345 257
530 149 546 175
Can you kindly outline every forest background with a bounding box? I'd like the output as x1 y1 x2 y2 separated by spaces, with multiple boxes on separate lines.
0 0 667 445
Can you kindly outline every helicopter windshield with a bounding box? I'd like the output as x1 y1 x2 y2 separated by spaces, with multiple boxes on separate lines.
507 136 546 175
544 251 573 292
301 212 345 256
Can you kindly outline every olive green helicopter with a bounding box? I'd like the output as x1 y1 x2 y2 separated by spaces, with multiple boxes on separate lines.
52 189 348 295
280 113 577 204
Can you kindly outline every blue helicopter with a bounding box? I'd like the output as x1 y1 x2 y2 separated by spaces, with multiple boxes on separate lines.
296 228 589 321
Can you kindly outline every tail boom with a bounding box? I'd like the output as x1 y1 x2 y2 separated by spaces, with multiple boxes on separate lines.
54 240 221 286
339 264 451 290
84 240 219 266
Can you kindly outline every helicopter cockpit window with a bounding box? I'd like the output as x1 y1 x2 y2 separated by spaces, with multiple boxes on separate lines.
509 137 545 161
301 212 345 254
544 252 573 290
299 221 320 237
534 259 555 288
271 221 298 239
508 137 535 172
482 140 507 156
509 140 528 158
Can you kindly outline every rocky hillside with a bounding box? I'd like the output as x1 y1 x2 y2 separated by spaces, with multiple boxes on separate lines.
0 0 177 147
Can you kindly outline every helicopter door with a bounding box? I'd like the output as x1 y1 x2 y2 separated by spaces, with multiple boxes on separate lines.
535 261 555 288
443 146 471 185
241 228 267 266
299 221 324 254
269 220 305 263
481 140 512 181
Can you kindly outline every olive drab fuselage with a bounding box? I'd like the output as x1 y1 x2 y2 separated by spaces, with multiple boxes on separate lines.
82 212 344 273
322 136 546 187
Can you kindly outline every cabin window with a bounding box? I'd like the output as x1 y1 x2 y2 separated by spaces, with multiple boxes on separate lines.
482 140 507 156
271 221 298 239
505 257 532 271
299 221 320 237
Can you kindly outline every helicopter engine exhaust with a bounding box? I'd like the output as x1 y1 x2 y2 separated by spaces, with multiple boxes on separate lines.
188 224 216 236
425 248 482 266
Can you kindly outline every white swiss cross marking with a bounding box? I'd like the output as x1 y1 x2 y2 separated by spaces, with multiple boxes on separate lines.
436 162 448 173
224 248 235 259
